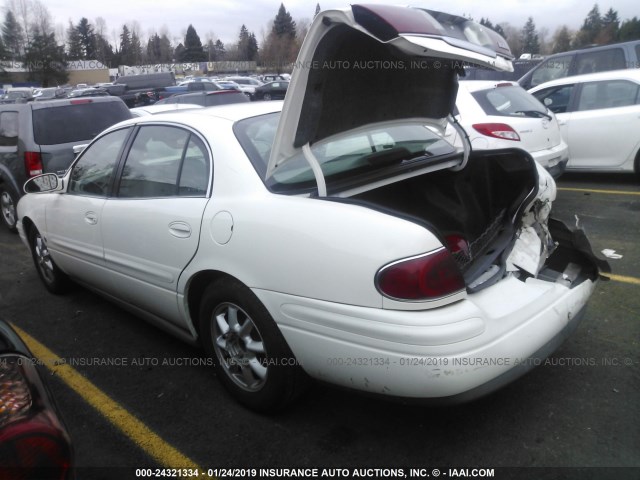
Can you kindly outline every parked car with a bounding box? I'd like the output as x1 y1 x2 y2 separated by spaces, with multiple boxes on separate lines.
33 87 67 102
447 80 568 178
529 68 640 175
113 72 177 107
130 103 204 117
67 87 109 98
224 76 263 99
0 88 35 104
154 90 249 107
0 96 132 232
518 39 640 90
254 81 289 101
17 4 605 412
0 318 73 477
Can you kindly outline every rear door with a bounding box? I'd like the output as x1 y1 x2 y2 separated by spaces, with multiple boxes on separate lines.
565 79 640 169
100 124 211 326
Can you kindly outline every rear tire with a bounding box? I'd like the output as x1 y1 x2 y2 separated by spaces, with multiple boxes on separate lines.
0 185 18 233
29 227 70 294
199 278 309 412
263 93 272 101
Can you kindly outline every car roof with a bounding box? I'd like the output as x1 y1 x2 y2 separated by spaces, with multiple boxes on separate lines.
116 100 283 128
458 80 519 92
529 68 640 90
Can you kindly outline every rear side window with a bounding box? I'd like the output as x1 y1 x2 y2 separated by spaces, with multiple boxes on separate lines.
471 86 547 117
0 111 18 146
532 84 575 114
576 80 640 111
32 101 131 145
203 92 249 107
575 48 625 75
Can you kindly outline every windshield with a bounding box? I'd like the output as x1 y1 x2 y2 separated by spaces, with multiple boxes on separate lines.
235 112 458 194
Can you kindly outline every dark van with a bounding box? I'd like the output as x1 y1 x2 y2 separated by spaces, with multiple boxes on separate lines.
518 39 640 90
0 96 131 231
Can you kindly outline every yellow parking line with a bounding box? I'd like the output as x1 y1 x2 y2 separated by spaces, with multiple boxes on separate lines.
604 273 640 286
558 187 640 196
11 324 202 470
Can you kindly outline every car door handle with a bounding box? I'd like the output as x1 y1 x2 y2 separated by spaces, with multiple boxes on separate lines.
84 211 98 225
168 221 192 238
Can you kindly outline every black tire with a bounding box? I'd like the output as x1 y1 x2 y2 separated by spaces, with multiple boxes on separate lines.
263 93 272 101
0 185 18 233
199 278 309 412
28 227 70 294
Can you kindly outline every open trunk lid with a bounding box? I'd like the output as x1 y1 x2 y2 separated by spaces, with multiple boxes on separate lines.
267 4 514 192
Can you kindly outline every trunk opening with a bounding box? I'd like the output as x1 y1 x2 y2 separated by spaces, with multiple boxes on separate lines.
347 149 539 289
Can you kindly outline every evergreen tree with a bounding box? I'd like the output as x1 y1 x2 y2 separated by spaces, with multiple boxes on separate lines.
247 33 258 61
574 4 602 47
598 8 620 43
66 20 82 60
212 39 225 60
272 3 296 39
520 17 540 54
119 25 132 65
2 11 24 61
159 33 173 62
174 43 185 62
130 30 143 64
77 18 96 59
24 30 68 86
95 33 114 67
552 26 573 53
181 24 206 62
619 17 640 41
147 33 162 63
237 24 250 60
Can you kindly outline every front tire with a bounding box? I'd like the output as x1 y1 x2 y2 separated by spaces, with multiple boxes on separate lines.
29 227 70 294
0 185 18 233
199 278 308 412
263 93 272 101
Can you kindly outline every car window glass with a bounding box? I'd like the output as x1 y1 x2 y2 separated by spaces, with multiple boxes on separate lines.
531 85 574 113
68 128 130 196
531 54 573 87
118 126 190 198
472 86 547 117
0 111 18 146
577 80 640 111
178 135 209 196
575 48 625 75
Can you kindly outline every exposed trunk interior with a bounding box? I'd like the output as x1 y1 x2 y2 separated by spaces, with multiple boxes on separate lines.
350 149 539 289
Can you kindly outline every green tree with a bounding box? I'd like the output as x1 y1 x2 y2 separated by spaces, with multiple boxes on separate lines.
272 3 296 39
597 8 620 44
520 17 540 54
618 17 640 41
66 20 82 59
574 4 602 47
24 30 68 86
552 26 573 53
76 18 96 59
130 30 143 64
181 24 206 62
2 11 24 61
94 33 115 67
118 25 132 65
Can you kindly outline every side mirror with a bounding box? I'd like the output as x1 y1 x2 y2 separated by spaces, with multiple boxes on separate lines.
24 173 63 194
543 98 553 106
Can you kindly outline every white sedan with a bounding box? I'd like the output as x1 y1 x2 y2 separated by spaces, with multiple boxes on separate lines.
448 81 569 178
529 69 640 174
17 4 606 412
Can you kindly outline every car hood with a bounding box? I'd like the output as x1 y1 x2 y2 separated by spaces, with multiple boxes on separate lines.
267 4 514 181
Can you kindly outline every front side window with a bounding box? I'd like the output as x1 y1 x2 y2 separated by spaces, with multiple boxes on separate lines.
68 128 130 196
531 84 575 114
117 125 209 198
575 48 625 75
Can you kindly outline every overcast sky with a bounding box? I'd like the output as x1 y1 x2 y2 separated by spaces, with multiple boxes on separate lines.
43 0 639 46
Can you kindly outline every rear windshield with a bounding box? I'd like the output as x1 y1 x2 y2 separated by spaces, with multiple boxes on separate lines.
33 101 131 145
235 112 457 194
471 85 548 118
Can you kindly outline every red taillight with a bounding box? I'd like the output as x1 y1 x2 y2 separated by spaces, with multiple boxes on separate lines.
445 234 470 259
472 123 520 141
376 248 465 300
24 152 43 177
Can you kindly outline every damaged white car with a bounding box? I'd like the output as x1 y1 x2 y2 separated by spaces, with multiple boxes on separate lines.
17 5 607 411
